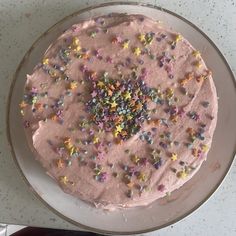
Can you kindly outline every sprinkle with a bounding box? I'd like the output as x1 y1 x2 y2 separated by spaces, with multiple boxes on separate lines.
115 125 123 133
112 36 121 44
56 159 64 168
124 91 131 100
110 101 118 108
170 153 178 161
127 189 133 198
138 34 146 42
133 47 141 56
93 136 99 144
122 40 130 49
42 58 49 65
68 81 78 90
200 144 208 152
192 50 201 58
195 61 202 68
175 34 183 42
202 101 209 108
179 73 193 86
19 101 27 108
59 176 68 184
66 160 72 166
131 154 140 164
177 170 188 179
90 31 97 38
157 184 165 192
138 172 146 181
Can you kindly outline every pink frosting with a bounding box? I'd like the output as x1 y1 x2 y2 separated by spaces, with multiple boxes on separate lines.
21 14 217 210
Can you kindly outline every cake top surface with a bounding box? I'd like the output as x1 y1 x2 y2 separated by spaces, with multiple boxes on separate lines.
20 14 217 210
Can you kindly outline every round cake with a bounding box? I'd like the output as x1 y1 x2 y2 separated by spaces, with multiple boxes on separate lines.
20 14 218 210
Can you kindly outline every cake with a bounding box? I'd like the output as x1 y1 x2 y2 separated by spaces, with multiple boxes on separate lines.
20 14 218 210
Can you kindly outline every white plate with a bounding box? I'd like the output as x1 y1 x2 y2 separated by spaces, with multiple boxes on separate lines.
7 2 236 234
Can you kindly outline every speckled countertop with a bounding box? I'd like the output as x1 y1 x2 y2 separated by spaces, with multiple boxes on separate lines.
0 0 235 235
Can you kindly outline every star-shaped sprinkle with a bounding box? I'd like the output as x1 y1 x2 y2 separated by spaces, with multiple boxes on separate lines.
133 47 141 56
195 61 202 68
93 136 99 144
124 91 131 100
97 81 104 87
131 154 140 164
170 153 178 161
59 176 68 184
72 37 80 46
115 125 123 133
19 101 27 108
56 159 64 168
192 50 201 58
110 101 117 108
108 90 113 96
122 40 130 49
138 34 146 42
177 170 187 179
175 34 183 42
138 172 146 181
68 81 78 90
91 91 97 98
42 58 49 65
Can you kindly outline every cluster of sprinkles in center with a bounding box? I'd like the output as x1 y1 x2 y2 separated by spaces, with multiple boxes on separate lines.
86 72 159 140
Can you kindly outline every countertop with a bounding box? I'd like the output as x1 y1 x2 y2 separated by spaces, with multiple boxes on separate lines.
0 0 235 235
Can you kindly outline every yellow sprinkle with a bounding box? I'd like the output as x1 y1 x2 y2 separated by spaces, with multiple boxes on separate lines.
69 146 77 156
64 138 73 149
115 125 123 133
74 45 81 52
131 155 140 164
138 34 146 42
110 101 117 108
113 131 119 137
177 170 187 179
72 37 80 46
138 173 146 181
59 176 68 184
195 61 202 68
171 153 178 161
93 136 99 144
192 50 201 58
124 91 131 100
201 144 208 152
127 115 133 120
175 34 183 42
166 88 174 98
42 58 49 65
97 81 104 87
133 47 141 56
68 81 78 90
122 40 130 49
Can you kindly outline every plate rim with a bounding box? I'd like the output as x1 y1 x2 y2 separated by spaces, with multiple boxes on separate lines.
6 1 236 235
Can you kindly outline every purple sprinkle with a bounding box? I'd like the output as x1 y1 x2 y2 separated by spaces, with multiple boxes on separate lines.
159 141 167 149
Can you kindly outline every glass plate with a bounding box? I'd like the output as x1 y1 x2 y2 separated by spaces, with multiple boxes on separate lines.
7 2 236 234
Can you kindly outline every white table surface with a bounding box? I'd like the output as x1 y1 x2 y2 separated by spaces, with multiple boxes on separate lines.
0 0 235 235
